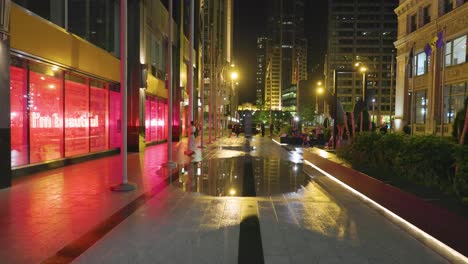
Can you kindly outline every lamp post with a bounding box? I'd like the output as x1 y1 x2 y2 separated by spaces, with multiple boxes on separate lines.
372 98 376 123
354 62 368 105
316 81 324 114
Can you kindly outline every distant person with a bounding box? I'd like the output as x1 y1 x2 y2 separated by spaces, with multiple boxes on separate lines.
190 121 196 152
380 123 388 134
235 124 240 137
270 123 273 137
261 123 265 137
403 124 411 135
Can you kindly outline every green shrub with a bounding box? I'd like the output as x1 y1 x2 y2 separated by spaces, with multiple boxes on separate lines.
338 133 457 193
452 98 468 144
395 136 456 190
454 146 468 198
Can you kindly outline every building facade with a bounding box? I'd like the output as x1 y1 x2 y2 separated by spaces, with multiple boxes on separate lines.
394 0 468 135
8 2 122 178
326 0 398 124
201 0 235 130
264 0 307 113
1 0 211 188
256 37 268 107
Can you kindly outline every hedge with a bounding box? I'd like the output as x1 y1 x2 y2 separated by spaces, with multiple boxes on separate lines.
337 133 468 200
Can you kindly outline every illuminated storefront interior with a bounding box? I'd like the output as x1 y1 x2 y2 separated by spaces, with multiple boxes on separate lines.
145 96 168 143
10 55 121 167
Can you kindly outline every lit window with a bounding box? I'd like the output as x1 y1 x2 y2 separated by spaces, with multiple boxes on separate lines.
414 52 428 76
445 35 467 66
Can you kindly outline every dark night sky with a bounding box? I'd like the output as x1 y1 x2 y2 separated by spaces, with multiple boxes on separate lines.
234 0 328 104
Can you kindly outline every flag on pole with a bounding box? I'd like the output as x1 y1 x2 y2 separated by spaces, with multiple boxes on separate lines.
424 31 445 56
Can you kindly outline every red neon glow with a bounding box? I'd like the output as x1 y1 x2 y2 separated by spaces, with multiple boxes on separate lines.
29 71 64 164
65 77 89 157
110 90 121 148
10 66 28 166
145 96 167 142
90 85 109 151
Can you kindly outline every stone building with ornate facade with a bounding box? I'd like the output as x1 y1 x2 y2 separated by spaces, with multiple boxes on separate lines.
394 0 468 135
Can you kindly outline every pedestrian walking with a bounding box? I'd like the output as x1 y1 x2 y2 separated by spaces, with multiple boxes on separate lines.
261 123 265 137
190 121 196 152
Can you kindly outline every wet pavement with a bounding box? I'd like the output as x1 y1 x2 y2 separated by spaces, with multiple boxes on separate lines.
0 136 454 263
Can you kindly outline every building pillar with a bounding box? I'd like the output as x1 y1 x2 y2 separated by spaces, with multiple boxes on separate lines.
394 54 407 131
0 1 11 189
127 0 142 152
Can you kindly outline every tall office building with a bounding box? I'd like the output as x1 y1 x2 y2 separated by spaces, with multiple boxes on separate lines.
264 0 307 113
326 0 398 124
256 37 268 107
201 0 235 128
394 0 468 135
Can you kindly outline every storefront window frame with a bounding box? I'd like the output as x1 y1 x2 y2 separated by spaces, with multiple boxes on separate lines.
10 54 120 168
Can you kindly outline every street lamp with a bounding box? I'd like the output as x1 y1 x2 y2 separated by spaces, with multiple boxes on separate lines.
316 81 324 115
372 98 376 123
355 62 368 105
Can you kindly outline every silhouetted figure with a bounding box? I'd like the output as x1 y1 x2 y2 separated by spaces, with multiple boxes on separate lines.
261 123 265 137
380 124 388 134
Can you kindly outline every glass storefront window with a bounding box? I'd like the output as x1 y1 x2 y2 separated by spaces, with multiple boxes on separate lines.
145 96 167 143
90 80 109 152
10 55 120 168
414 90 427 124
10 58 28 166
64 73 90 157
29 63 64 164
444 83 467 123
145 98 151 142
109 85 121 148
150 99 157 141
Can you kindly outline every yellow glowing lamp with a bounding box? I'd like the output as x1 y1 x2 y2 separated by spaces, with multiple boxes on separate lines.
231 72 239 81
229 188 237 196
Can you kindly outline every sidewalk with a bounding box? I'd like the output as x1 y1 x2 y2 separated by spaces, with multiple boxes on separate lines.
0 139 195 264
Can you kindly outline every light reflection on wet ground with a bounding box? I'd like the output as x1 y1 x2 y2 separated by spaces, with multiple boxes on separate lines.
172 156 311 197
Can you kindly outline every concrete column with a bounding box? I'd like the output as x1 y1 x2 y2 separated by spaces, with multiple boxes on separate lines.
0 32 11 189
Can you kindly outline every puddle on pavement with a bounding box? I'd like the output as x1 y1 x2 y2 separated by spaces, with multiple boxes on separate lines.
171 156 311 197
219 145 256 152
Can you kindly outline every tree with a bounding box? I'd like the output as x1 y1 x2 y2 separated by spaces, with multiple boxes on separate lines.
299 106 315 126
453 98 468 145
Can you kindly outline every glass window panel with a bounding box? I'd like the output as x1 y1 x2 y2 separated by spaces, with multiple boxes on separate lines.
416 52 427 76
164 100 168 140
29 64 64 164
10 62 28 167
68 0 119 55
90 82 109 152
13 0 65 27
109 88 121 148
414 90 427 124
444 85 452 123
64 73 90 157
452 35 466 65
445 40 452 67
159 99 165 141
145 97 151 142
150 98 157 141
